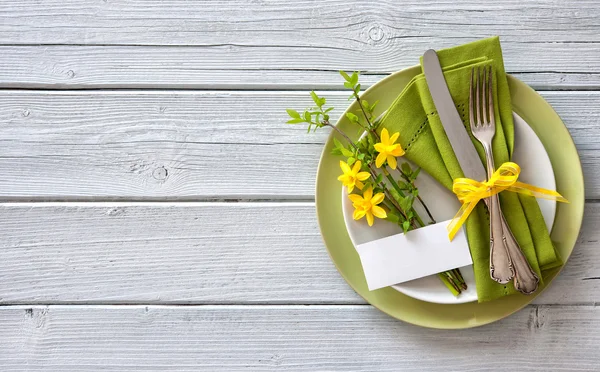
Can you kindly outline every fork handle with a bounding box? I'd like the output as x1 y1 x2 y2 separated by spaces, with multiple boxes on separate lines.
483 144 514 284
499 210 540 294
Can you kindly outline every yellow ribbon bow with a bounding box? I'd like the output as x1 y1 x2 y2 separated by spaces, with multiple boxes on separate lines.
447 162 568 241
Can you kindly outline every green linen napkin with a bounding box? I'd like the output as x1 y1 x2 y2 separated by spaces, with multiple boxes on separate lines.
379 37 561 302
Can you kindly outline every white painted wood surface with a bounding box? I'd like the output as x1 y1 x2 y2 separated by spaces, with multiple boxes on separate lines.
0 202 597 305
0 91 598 199
1 305 600 371
1 0 599 370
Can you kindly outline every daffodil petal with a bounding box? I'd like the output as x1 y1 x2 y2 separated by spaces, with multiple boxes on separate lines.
347 184 354 193
374 143 385 153
348 194 363 204
353 209 366 220
356 172 371 181
387 155 397 170
371 205 387 219
389 132 400 144
363 186 373 201
355 180 364 190
375 152 386 168
351 160 362 174
381 128 390 144
371 193 385 205
340 160 351 174
366 211 374 226
390 145 405 157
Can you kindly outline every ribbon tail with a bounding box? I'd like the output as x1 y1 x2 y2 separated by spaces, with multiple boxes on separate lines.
447 200 479 241
508 182 569 203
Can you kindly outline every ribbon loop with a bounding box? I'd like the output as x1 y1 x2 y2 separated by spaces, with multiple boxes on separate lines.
447 162 568 240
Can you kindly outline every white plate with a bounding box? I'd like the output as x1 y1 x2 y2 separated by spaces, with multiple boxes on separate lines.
342 112 556 304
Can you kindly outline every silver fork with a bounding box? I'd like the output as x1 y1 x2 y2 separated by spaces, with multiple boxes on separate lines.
470 66 539 293
469 66 514 284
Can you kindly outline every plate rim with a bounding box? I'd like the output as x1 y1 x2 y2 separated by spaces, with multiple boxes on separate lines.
315 65 585 329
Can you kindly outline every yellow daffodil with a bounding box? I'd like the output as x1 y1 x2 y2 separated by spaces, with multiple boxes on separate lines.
348 186 387 226
338 160 370 193
374 128 405 169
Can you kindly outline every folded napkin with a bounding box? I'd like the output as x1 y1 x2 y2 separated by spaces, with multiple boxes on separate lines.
379 37 562 302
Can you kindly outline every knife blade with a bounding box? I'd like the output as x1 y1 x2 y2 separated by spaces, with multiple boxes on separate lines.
421 49 486 181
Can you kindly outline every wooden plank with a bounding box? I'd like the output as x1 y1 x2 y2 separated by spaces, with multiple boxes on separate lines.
0 46 599 90
0 202 597 305
0 1 600 89
1 304 599 371
0 90 597 199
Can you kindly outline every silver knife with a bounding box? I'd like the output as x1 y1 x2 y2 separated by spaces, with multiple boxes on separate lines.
422 49 522 287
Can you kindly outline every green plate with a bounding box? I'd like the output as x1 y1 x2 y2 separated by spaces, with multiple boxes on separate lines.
315 66 585 329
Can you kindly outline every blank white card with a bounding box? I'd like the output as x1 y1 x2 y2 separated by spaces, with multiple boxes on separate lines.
355 220 473 291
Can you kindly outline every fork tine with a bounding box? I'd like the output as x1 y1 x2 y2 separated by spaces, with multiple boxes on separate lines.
482 66 488 125
469 68 476 132
475 66 481 126
488 66 494 126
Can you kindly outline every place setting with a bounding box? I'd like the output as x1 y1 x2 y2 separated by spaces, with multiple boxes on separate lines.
286 37 584 329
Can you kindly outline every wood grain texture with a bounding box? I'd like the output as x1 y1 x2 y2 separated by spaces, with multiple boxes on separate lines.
0 47 599 90
0 202 597 305
0 1 600 89
1 304 600 371
0 90 597 199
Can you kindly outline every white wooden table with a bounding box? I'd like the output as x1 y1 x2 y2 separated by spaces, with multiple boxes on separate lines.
0 1 599 370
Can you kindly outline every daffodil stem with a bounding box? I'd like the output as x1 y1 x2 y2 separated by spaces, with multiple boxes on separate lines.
384 172 423 229
438 273 460 296
400 173 436 224
353 94 373 129
325 122 359 151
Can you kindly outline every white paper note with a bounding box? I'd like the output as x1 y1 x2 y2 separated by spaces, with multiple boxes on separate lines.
355 220 473 291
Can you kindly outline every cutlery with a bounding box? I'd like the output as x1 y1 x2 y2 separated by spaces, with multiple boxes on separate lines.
468 66 515 284
422 49 514 284
469 66 539 294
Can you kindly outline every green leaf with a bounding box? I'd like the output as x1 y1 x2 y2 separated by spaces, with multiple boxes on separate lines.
375 174 383 184
350 72 359 86
286 118 305 124
347 157 356 166
385 212 400 224
303 111 311 122
402 220 411 233
371 100 379 111
354 84 361 94
357 153 365 160
411 167 421 180
340 146 354 158
345 112 359 123
343 81 354 89
396 181 409 190
412 189 419 197
399 194 414 213
310 91 319 104
333 137 344 149
306 123 312 133
286 108 301 119
324 107 334 113
331 147 342 156
361 99 369 110
401 162 412 176
318 97 327 107
340 70 351 82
